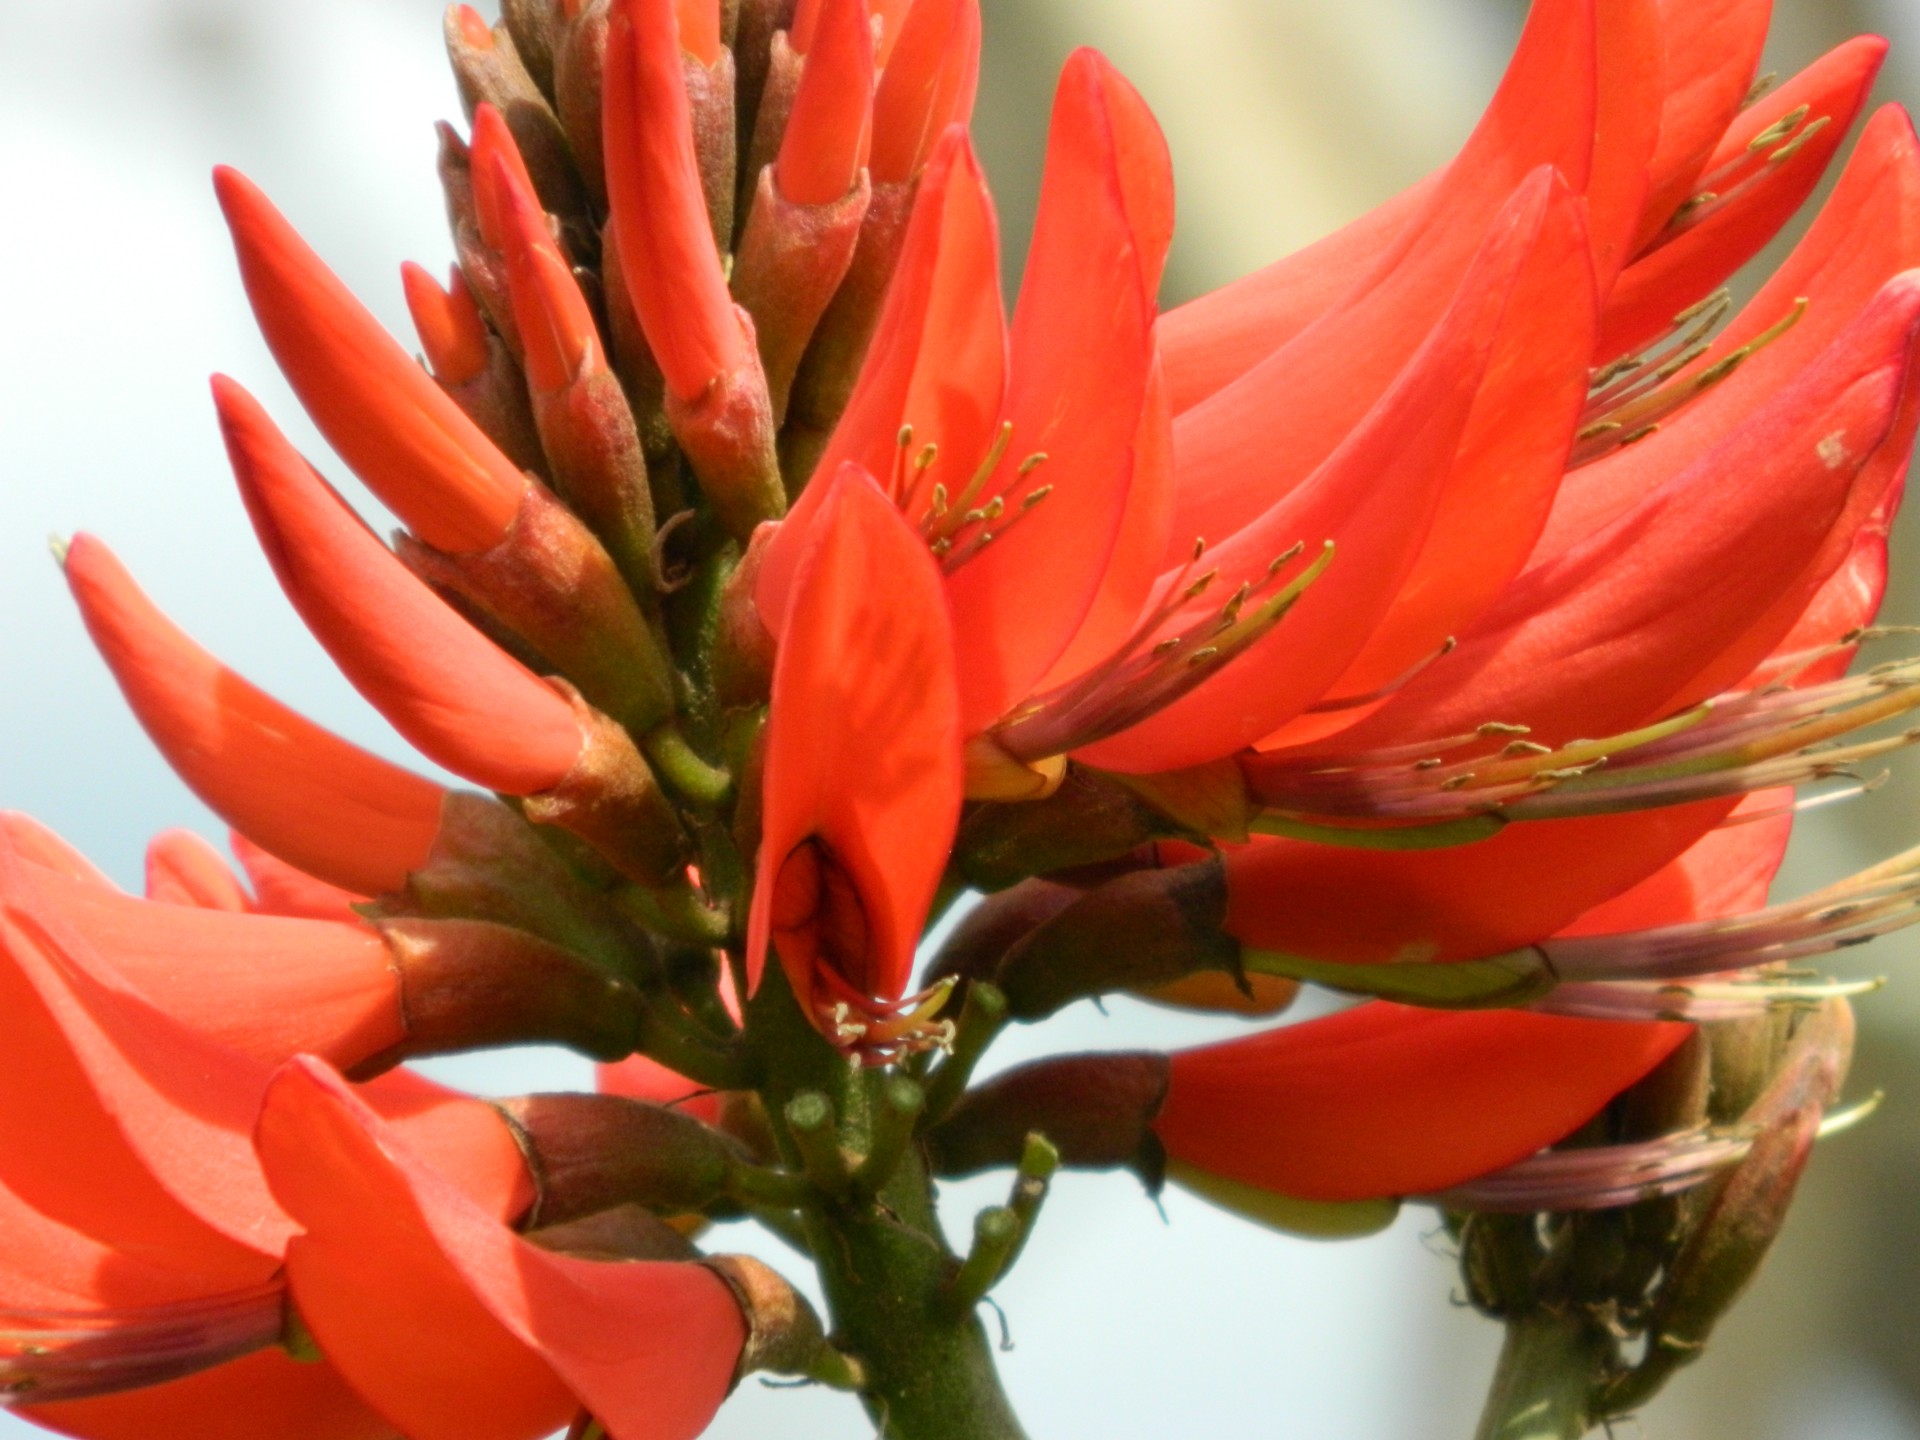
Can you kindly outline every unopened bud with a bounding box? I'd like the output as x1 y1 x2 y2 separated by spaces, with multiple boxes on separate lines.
501 0 560 94
445 5 589 226
986 861 1239 1020
927 879 1081 989
703 1255 864 1388
953 764 1177 891
924 1051 1170 1186
522 683 694 886
365 918 646 1074
503 1094 749 1224
1651 1000 1855 1354
395 480 677 735
732 166 871 421
368 791 644 972
555 0 612 205
524 1203 703 1260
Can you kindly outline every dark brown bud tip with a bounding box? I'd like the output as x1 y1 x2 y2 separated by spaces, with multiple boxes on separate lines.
502 1092 749 1226
704 1255 865 1390
365 917 645 1072
924 1051 1171 1189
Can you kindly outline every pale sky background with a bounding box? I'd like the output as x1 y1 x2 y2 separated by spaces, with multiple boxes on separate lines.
1 1 1918 1437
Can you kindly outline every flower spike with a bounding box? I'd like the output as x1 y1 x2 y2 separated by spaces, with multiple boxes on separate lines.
213 167 526 555
64 534 447 899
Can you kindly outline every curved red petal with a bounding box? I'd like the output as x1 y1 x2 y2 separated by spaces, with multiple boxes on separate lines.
603 0 742 399
1336 272 1920 751
1600 37 1887 362
143 830 249 912
1084 172 1588 772
748 467 961 1015
1556 791 1791 938
23 1349 397 1440
776 0 874 206
1631 0 1773 252
1165 0 1656 501
943 50 1170 730
805 128 1005 524
870 0 980 184
259 1058 743 1440
0 816 116 891
1541 105 1920 558
65 534 447 899
1214 799 1738 965
4 851 403 1070
215 377 585 797
0 846 285 1275
1155 1005 1686 1201
212 167 523 554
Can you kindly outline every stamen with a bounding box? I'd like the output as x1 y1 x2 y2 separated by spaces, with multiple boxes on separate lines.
1246 655 1920 827
991 541 1336 761
1574 297 1805 468
1424 1127 1755 1212
1533 974 1883 1023
0 1284 286 1404
1648 104 1830 250
808 973 958 1063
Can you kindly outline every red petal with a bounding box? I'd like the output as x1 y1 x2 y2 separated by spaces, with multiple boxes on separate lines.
943 51 1171 730
402 261 489 388
258 1058 743 1440
1155 1005 1685 1201
0 846 286 1275
65 534 446 898
24 1348 396 1440
3 849 403 1070
1541 105 1920 557
870 0 981 183
805 129 1005 524
776 0 873 206
230 833 370 922
213 167 524 554
603 0 742 400
1336 272 1920 751
1600 37 1887 362
1557 792 1791 937
1084 171 1588 772
0 816 115 890
1631 0 1773 252
1214 800 1736 965
477 121 604 398
215 377 586 797
354 1069 539 1226
143 830 249 912
747 467 961 1014
1160 0 1656 433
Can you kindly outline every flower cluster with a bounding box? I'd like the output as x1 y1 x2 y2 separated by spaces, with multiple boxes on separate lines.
7 0 1920 1436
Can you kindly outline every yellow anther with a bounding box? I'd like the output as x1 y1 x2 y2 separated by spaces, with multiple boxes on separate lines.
1748 104 1811 151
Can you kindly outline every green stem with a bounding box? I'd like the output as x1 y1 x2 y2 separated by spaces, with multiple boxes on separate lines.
1473 1310 1609 1440
749 969 1030 1440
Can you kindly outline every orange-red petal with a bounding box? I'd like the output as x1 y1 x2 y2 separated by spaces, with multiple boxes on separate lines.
215 377 586 797
603 0 742 400
65 534 447 899
1155 1005 1686 1201
747 466 961 1016
258 1057 743 1440
776 0 873 206
213 167 524 553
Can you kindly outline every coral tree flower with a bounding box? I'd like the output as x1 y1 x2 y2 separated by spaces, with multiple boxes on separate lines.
0 829 536 1435
748 466 963 1052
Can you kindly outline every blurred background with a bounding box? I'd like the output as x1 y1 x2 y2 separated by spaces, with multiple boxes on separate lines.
1 0 1917 1435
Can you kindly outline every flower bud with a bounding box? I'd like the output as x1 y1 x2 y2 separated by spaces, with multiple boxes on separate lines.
923 1052 1170 1185
499 1093 749 1224
444 4 588 225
